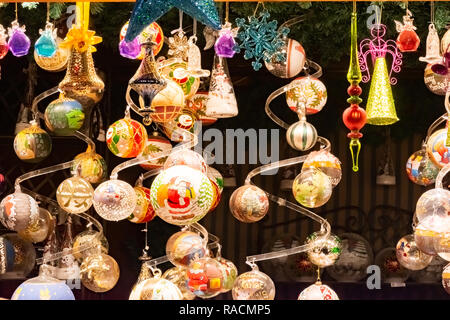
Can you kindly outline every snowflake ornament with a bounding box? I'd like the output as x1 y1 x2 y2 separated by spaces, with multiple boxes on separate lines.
235 10 290 71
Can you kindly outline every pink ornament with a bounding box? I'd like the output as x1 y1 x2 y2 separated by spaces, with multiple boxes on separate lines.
119 38 141 60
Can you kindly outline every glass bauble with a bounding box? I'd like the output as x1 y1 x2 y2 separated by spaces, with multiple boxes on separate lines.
56 176 94 214
406 149 440 186
160 61 200 99
72 230 109 262
435 232 450 261
442 263 450 294
119 21 164 60
286 77 327 114
216 257 238 292
0 172 6 196
424 64 448 96
80 254 119 293
34 37 69 72
0 192 39 232
293 168 332 208
14 123 52 163
426 128 450 168
229 185 269 223
139 134 172 171
186 92 217 126
415 188 450 222
2 233 36 278
415 215 450 255
207 166 224 194
34 23 57 57
441 28 450 54
265 38 306 78
162 266 196 300
286 120 318 151
148 79 185 123
161 108 198 142
128 186 155 224
375 247 410 283
209 177 222 212
232 269 275 300
164 149 207 173
8 23 30 57
150 165 214 226
93 179 137 221
297 281 339 300
130 277 183 300
106 118 148 158
187 257 225 299
305 232 342 268
396 234 433 270
18 207 54 243
166 230 206 267
71 149 107 184
302 150 342 187
0 236 15 274
44 95 84 136
396 29 420 52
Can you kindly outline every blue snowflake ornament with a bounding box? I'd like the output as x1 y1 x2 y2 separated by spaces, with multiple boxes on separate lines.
235 10 290 71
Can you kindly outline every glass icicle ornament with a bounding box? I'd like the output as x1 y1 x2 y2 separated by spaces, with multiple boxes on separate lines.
7 20 30 57
35 21 57 58
394 9 420 53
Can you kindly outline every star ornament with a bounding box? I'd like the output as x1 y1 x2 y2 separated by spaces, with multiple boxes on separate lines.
125 0 221 42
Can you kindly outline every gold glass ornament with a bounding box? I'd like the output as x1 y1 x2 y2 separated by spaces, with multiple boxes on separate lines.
14 121 52 163
71 147 107 184
162 266 196 300
18 207 54 243
72 230 109 262
56 176 94 214
34 37 69 72
2 233 36 278
80 253 119 293
130 275 183 300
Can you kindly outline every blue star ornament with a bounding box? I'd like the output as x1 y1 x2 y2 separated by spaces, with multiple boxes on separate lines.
125 0 221 42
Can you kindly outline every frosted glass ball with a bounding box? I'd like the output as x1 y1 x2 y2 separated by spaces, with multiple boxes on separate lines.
130 277 183 300
293 168 332 208
80 254 119 293
162 266 196 300
305 232 342 268
216 257 238 292
139 134 172 171
298 281 339 300
396 234 433 270
232 269 275 300
93 180 137 221
415 188 450 222
56 176 94 214
166 230 206 267
0 192 39 232
18 207 54 243
71 150 107 185
302 150 342 187
406 149 440 186
72 230 109 262
443 263 450 294
187 257 224 299
128 186 155 224
286 120 318 151
164 149 207 173
229 185 269 223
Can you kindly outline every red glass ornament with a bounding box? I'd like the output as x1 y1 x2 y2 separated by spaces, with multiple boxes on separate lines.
343 104 367 134
0 43 8 60
396 30 420 52
347 85 362 97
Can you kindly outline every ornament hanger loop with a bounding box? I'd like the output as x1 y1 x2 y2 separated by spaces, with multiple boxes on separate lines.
253 1 265 17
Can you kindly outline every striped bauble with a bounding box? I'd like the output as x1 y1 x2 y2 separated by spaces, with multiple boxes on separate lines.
286 120 318 151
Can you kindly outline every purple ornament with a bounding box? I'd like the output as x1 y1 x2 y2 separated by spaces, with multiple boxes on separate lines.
8 21 30 57
119 38 141 59
214 33 236 58
431 52 450 76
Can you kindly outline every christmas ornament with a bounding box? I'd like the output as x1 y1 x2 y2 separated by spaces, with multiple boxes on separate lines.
229 185 269 223
139 133 172 170
235 10 290 71
207 166 224 194
18 207 54 243
125 0 221 42
44 94 85 136
441 27 450 55
0 25 9 60
286 77 327 115
11 265 75 300
286 120 318 151
302 150 342 187
160 60 200 99
0 236 15 274
298 281 339 300
106 117 148 158
162 266 196 300
129 186 155 223
415 188 450 222
56 176 94 214
406 149 440 186
436 232 450 261
186 92 217 126
147 79 184 123
426 129 450 168
232 269 275 300
71 147 107 184
187 257 224 299
119 21 163 60
424 64 448 96
208 178 221 212
419 24 442 64
214 22 238 59
394 9 420 52
7 20 30 57
431 51 450 76
164 149 207 173
166 230 206 267
167 31 190 61
57 216 79 280
34 37 69 72
216 256 238 293
80 253 120 293
265 38 305 79
443 263 450 294
292 168 332 208
161 107 198 142
131 273 183 300
93 179 137 221
150 165 214 226
14 121 52 163
359 24 402 125
305 232 341 268
119 37 141 60
375 247 410 283
35 22 58 58
2 233 36 277
415 215 449 256
0 192 39 232
396 234 433 271
72 230 109 262
0 172 6 196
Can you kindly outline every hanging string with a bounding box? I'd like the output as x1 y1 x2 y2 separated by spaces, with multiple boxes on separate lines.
15 2 18 21
352 0 356 14
431 0 435 25
46 2 50 23
316 267 321 282
253 1 265 17
193 18 197 39
225 1 230 23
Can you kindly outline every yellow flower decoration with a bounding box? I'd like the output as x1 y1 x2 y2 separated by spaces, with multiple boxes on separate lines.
60 26 102 53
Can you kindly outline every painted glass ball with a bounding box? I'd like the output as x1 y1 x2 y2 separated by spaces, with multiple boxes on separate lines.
293 168 332 208
286 77 327 114
72 230 109 262
139 134 172 171
106 118 148 158
80 254 120 293
187 257 225 299
286 120 318 151
424 64 448 96
18 207 54 243
130 277 183 300
160 61 200 99
128 186 155 224
150 165 214 226
0 192 39 232
186 92 218 126
11 273 75 300
209 178 222 212
93 179 137 221
265 38 306 79
164 149 207 173
149 79 185 123
71 149 107 184
162 108 198 142
232 269 275 300
396 234 433 270
207 166 224 194
166 230 206 267
298 281 339 300
34 37 69 72
305 232 342 268
119 21 164 59
2 233 36 277
406 149 440 186
415 188 450 222
216 257 238 292
229 185 269 223
415 215 449 255
426 129 450 168
302 150 342 187
162 266 196 300
443 263 450 294
56 176 94 214
14 123 52 163
44 96 84 136
0 236 15 274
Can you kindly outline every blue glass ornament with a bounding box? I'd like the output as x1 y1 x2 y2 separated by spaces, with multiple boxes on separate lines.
125 0 221 42
35 22 58 58
235 10 290 71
